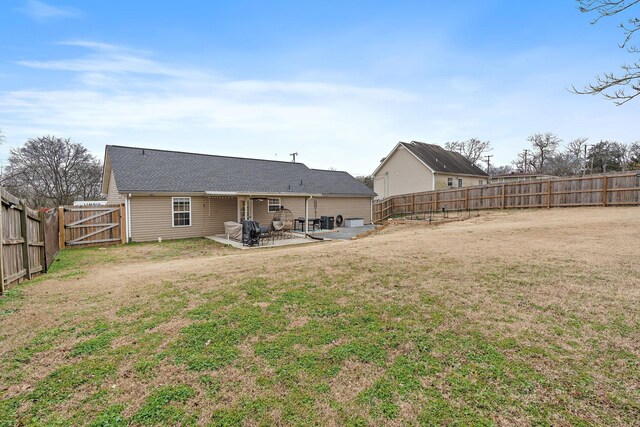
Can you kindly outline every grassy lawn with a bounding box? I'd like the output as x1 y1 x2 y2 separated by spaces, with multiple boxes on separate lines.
0 209 639 426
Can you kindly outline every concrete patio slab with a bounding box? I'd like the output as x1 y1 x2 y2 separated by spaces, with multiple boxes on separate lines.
291 225 377 240
206 234 324 249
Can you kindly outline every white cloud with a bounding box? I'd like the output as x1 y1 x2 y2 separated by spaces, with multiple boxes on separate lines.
20 0 81 22
2 40 639 175
0 42 412 174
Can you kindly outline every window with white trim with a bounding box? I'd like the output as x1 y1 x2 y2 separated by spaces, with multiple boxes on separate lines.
458 178 463 188
172 197 191 227
447 177 453 187
479 179 484 185
267 198 281 212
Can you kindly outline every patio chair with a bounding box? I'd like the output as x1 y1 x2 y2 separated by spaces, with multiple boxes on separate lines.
272 208 294 239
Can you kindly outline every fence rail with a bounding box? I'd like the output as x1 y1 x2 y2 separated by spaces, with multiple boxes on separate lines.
372 171 640 222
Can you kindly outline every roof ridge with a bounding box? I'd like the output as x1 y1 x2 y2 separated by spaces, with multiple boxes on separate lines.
106 145 310 167
310 168 349 174
398 140 488 177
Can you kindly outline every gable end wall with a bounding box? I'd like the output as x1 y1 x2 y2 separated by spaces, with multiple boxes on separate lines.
106 172 126 204
373 146 433 198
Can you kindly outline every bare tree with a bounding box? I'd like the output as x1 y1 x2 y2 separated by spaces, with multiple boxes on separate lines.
2 136 103 207
527 132 561 173
566 137 589 158
574 0 640 104
629 141 640 169
444 138 492 166
512 149 536 173
490 164 514 176
545 152 584 176
544 137 590 176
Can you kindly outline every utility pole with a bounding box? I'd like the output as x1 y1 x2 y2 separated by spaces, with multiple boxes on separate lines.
523 149 529 173
290 152 298 163
485 155 493 180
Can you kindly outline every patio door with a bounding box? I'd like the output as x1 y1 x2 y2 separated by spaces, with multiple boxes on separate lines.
238 198 253 222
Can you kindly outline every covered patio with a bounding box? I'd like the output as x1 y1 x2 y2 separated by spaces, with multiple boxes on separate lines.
205 191 329 238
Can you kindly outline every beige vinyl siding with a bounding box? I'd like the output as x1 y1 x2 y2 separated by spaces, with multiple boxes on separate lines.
373 145 433 198
251 196 305 225
312 197 372 224
435 174 487 190
130 195 236 242
106 172 126 204
253 196 371 225
130 194 372 242
130 196 205 242
204 197 237 235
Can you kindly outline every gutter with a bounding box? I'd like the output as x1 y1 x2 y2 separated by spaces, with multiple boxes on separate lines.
205 191 323 197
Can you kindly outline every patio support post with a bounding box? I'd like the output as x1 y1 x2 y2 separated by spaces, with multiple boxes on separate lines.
304 197 309 234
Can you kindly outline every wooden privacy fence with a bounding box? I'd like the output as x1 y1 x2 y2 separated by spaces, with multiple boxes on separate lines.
0 189 59 294
373 171 640 222
0 193 126 295
59 204 126 249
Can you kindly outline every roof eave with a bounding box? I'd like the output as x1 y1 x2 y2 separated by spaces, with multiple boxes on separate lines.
434 171 489 178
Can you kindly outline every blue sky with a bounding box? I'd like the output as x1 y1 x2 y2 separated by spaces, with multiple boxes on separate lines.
0 0 638 175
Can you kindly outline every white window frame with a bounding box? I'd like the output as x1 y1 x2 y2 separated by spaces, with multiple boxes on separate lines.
447 177 453 187
458 178 463 188
267 198 281 212
479 179 484 185
172 197 192 228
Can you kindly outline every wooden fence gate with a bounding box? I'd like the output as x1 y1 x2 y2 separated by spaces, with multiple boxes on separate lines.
59 204 126 249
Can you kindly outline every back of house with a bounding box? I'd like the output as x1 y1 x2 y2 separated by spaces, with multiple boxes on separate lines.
102 145 376 242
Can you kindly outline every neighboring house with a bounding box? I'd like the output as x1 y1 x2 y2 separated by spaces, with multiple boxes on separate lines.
372 141 489 199
490 172 556 184
102 145 376 242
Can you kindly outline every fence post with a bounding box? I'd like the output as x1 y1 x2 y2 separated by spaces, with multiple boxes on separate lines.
465 188 469 210
434 191 439 212
501 184 506 209
547 180 553 209
58 206 65 250
0 192 4 295
602 175 608 207
39 211 46 273
120 204 127 244
20 202 31 280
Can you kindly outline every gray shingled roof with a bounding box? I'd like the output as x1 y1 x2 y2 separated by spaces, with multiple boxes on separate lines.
106 145 376 197
400 141 488 176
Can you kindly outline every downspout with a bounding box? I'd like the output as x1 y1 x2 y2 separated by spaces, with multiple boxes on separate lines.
126 193 132 242
432 172 436 191
370 198 373 225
